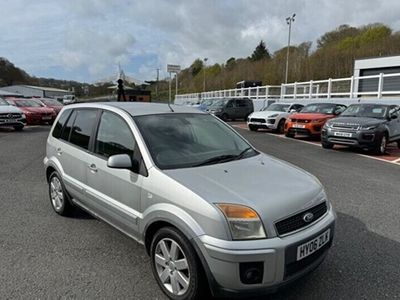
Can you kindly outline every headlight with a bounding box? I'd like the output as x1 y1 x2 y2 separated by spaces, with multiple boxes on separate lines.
324 122 333 128
21 113 26 119
268 114 279 118
216 204 266 240
361 125 378 130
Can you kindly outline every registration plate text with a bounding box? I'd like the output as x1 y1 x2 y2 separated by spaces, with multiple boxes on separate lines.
297 229 330 261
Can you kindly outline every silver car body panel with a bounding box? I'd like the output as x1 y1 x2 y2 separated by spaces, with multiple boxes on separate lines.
44 102 336 294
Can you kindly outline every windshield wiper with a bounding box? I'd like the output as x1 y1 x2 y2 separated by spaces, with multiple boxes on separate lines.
233 147 254 160
193 147 255 167
193 154 237 167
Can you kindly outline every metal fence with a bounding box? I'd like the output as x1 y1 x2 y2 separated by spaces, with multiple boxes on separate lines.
175 72 400 105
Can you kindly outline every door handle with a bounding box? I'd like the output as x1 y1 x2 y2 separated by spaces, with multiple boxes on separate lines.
56 147 62 155
88 163 98 173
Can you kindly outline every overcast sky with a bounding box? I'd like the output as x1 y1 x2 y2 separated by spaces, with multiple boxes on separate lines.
1 0 400 83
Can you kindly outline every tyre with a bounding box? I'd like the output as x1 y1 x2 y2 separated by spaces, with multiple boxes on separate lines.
14 125 24 131
249 125 258 131
48 171 74 216
322 141 334 149
150 227 207 300
276 119 286 134
285 132 295 138
221 113 228 121
373 134 387 155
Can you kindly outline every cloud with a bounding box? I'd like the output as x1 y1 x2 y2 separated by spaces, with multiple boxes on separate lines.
1 0 400 82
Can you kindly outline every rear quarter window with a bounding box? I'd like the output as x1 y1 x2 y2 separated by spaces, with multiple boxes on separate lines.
52 110 72 139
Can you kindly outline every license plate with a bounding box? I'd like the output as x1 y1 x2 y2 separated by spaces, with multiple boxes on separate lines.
252 122 263 125
4 119 14 123
334 131 352 137
42 116 52 120
297 229 330 261
293 124 305 128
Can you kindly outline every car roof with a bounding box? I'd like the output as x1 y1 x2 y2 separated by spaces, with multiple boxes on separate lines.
306 102 344 106
67 102 205 116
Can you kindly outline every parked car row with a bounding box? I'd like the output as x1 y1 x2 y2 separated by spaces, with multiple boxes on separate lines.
0 96 64 131
247 102 400 155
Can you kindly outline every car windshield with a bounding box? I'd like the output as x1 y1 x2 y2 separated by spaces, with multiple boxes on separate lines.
201 99 214 106
263 103 290 112
14 99 43 107
341 104 388 119
134 113 258 170
41 99 63 106
0 98 9 106
209 99 228 108
300 103 336 114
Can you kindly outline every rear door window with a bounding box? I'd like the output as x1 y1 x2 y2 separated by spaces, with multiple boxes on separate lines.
69 109 98 150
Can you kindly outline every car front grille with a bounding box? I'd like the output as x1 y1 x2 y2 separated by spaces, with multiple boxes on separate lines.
290 119 310 123
331 123 360 130
250 118 266 123
275 202 328 236
0 113 22 119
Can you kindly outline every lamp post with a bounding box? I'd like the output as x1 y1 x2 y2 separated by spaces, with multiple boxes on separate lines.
285 13 295 84
203 57 208 92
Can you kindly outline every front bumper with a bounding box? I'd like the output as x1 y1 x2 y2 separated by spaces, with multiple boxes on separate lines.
26 114 54 125
247 119 277 130
194 209 336 297
0 118 26 127
322 127 382 149
285 122 325 136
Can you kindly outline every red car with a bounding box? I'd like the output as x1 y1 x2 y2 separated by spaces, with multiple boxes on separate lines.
6 98 56 125
35 98 64 115
285 103 347 138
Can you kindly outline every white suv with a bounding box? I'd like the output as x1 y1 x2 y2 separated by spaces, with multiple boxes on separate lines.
247 103 304 133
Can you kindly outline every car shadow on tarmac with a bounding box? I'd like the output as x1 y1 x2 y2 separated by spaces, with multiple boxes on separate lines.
238 212 400 300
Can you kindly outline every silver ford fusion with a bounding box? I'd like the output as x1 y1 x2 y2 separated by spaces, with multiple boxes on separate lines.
44 102 336 299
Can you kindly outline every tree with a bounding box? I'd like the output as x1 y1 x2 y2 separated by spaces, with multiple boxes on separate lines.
249 40 271 61
226 57 236 69
189 59 204 77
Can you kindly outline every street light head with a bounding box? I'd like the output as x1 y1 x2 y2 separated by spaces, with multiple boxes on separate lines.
292 13 296 19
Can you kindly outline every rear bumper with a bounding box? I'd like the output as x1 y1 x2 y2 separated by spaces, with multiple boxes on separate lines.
194 209 336 297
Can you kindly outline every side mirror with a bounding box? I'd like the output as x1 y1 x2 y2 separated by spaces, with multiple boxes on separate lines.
289 109 297 113
107 154 139 172
390 114 398 120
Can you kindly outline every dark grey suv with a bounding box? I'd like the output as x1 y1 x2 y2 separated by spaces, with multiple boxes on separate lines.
208 98 254 121
321 103 400 154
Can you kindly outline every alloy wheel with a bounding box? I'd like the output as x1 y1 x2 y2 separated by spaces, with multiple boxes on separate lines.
380 136 387 154
50 176 64 211
154 238 190 296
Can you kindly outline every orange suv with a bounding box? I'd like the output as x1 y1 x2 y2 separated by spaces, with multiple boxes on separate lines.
285 103 347 138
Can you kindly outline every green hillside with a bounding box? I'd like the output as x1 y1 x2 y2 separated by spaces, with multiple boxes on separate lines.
150 23 400 100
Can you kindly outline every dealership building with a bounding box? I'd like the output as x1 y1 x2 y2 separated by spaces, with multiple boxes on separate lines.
1 85 71 98
354 55 400 94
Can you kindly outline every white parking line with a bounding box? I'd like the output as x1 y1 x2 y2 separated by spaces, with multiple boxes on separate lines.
232 124 400 167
